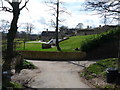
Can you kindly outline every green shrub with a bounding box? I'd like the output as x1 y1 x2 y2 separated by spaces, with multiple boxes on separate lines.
2 81 23 88
16 60 36 70
22 60 36 69
81 58 117 80
103 84 116 88
9 82 23 88
80 27 120 52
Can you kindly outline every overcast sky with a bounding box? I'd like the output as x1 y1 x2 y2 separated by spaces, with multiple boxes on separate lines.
0 0 117 34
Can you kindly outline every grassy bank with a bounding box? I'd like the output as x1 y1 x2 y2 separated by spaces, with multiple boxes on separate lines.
16 35 93 52
80 58 119 88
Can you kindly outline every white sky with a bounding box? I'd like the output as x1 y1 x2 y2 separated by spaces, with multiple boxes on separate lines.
0 0 117 34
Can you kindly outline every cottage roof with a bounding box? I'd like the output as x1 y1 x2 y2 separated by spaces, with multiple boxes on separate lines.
77 29 94 32
41 31 56 36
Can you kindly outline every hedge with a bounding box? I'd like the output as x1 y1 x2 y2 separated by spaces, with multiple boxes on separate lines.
19 51 86 61
80 27 120 52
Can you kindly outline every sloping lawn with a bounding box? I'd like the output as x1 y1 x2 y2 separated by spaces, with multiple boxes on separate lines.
16 35 91 52
59 35 91 52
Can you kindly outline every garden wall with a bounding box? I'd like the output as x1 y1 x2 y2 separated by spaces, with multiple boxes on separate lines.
19 51 86 61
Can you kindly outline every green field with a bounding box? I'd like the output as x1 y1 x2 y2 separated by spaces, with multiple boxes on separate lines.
16 27 120 52
16 35 91 52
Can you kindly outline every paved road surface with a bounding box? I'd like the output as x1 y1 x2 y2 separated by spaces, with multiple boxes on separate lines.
12 60 96 88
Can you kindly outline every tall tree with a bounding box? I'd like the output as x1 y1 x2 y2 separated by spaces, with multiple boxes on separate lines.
45 0 61 51
45 0 70 51
56 0 61 51
0 0 29 70
84 0 120 72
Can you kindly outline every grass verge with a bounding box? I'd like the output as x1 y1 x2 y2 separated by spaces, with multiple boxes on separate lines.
16 60 37 70
2 81 23 89
22 60 36 69
80 58 120 88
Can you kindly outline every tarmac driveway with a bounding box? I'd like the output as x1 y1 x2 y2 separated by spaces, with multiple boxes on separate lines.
12 60 95 88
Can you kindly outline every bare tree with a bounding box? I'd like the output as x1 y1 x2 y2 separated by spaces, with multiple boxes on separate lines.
0 19 10 33
0 0 29 70
84 0 120 72
84 0 120 20
45 0 70 51
21 23 35 49
75 23 84 30
56 0 61 51
24 23 35 40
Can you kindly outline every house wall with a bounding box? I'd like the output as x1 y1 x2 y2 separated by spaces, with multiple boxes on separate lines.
75 30 95 35
76 25 117 36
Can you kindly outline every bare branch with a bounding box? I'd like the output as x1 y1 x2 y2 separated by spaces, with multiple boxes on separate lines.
20 0 29 11
58 19 66 22
0 0 13 12
45 1 57 5
5 0 12 6
59 10 71 15
19 0 22 4
25 7 29 11
48 5 57 11
52 13 56 17
85 0 120 13
0 6 13 13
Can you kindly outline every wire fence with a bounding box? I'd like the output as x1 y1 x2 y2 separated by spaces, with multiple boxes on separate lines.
2 40 22 52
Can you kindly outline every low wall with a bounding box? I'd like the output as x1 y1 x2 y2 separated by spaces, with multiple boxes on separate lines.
19 51 86 61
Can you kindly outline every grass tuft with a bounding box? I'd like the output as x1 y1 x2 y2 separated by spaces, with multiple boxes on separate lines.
81 58 117 80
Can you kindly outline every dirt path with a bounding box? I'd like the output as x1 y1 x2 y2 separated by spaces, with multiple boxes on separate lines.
12 60 96 88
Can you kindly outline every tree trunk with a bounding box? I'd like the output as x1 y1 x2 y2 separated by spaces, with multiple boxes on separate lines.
118 33 120 73
56 0 61 51
5 2 20 70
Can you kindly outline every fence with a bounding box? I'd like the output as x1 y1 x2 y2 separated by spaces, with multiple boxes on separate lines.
2 40 22 52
